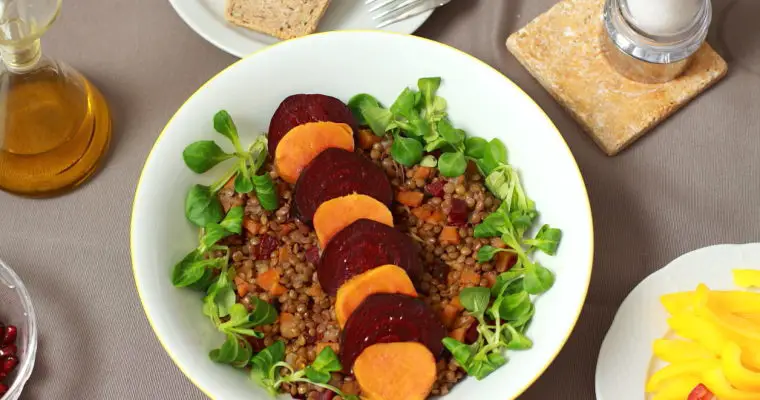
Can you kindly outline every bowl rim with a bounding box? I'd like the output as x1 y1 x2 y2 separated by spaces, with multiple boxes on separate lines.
0 258 38 400
130 30 594 400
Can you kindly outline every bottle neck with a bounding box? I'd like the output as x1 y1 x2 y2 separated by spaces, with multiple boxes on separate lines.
0 39 41 73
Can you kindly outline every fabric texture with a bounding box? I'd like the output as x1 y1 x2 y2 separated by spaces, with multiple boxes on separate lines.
0 0 758 399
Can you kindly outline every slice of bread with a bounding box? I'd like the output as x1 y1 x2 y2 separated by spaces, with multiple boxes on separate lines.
225 0 331 40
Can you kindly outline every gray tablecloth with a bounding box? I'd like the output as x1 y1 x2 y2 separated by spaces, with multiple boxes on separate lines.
1 0 759 399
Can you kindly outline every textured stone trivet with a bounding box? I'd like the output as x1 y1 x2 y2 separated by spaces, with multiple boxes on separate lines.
506 0 728 156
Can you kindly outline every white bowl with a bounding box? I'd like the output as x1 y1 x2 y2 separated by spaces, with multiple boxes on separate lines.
131 31 594 400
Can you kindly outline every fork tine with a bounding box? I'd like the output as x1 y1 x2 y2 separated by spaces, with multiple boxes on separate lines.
376 5 429 28
369 0 406 13
372 0 422 19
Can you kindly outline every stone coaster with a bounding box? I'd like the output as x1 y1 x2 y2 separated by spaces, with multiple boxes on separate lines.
506 0 728 156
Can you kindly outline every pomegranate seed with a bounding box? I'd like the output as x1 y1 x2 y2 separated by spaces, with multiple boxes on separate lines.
2 325 17 346
425 180 445 197
0 382 7 395
1 355 18 374
0 345 15 358
448 198 469 226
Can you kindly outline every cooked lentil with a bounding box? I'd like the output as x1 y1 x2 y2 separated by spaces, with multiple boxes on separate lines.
217 134 501 399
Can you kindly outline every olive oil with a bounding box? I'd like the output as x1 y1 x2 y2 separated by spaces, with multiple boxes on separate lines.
0 0 112 197
0 61 111 196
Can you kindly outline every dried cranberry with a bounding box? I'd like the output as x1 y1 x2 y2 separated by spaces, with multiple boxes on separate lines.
0 345 16 358
0 382 7 395
448 198 469 226
318 391 336 400
257 235 279 260
425 180 445 197
427 149 443 159
305 246 320 265
1 355 18 374
1 326 16 346
465 320 479 344
245 336 266 352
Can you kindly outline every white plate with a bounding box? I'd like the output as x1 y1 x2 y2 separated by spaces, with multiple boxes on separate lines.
131 31 593 399
595 243 760 400
169 0 434 57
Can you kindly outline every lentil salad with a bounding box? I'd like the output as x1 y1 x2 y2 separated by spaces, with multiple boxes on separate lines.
171 78 562 399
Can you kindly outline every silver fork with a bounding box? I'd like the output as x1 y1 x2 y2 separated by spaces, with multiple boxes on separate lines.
366 0 452 28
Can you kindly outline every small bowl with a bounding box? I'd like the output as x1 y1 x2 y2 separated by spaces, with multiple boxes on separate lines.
0 259 37 400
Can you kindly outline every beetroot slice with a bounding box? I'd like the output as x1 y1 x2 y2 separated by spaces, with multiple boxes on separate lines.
294 148 392 223
268 94 358 154
318 219 423 296
340 293 446 372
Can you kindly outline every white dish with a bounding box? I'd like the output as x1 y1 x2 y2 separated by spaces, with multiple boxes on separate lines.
595 243 760 400
169 0 434 58
131 31 593 399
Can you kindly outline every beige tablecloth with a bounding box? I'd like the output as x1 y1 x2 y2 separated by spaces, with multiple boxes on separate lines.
2 0 759 399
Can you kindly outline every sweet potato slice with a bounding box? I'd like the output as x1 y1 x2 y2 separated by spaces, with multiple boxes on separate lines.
268 94 358 155
313 194 393 248
294 148 392 223
354 342 436 400
274 121 355 184
336 265 418 328
318 219 423 296
340 293 446 371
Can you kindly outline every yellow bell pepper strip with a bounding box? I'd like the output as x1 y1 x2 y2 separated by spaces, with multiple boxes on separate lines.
647 359 720 392
697 301 760 342
668 312 730 354
739 345 760 372
721 341 760 391
662 291 702 315
670 310 760 370
651 375 703 400
662 290 760 315
701 368 760 400
734 269 760 289
653 339 717 363
738 313 760 325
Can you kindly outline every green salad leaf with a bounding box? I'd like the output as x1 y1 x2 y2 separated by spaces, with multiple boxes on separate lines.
250 343 358 399
171 250 204 288
438 151 467 178
182 111 279 201
465 137 488 159
219 206 244 234
420 155 437 168
204 275 276 368
391 133 423 167
475 245 510 263
213 110 243 152
172 204 243 289
183 141 235 174
252 174 278 211
524 225 563 255
185 185 224 228
349 77 473 177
